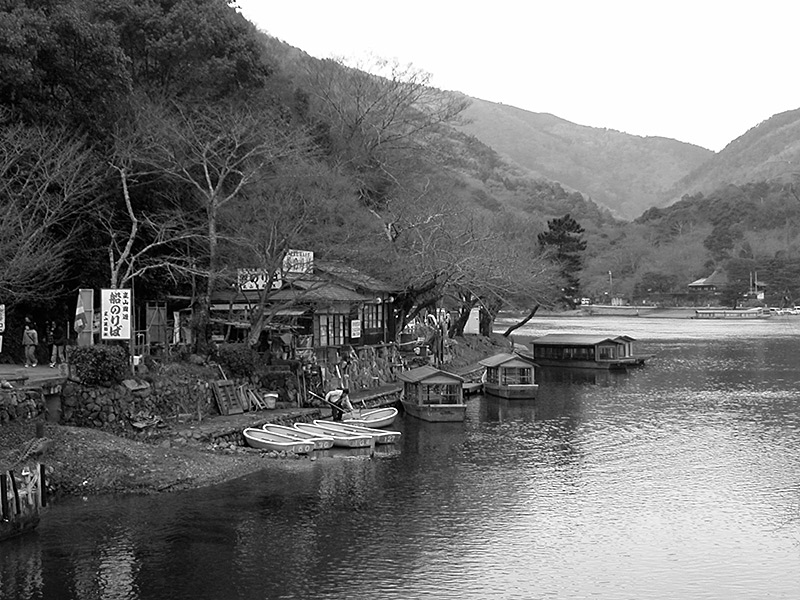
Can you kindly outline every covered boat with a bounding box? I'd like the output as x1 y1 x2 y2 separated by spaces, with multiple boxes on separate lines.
529 334 650 370
397 365 466 422
478 352 539 399
243 428 314 454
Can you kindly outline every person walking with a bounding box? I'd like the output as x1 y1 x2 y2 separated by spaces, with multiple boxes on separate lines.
22 322 39 368
50 322 67 367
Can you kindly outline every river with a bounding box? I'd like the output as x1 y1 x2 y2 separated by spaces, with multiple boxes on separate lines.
2 316 800 600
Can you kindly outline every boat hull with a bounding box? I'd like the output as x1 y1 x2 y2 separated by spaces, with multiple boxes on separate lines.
483 382 539 399
401 399 466 422
243 428 314 454
342 407 398 428
532 358 641 370
262 424 334 450
313 420 401 444
293 423 372 448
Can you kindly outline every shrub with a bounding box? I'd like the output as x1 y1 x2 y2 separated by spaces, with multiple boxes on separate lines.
215 343 259 379
68 345 130 386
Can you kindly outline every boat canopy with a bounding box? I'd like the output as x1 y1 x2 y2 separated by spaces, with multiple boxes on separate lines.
530 334 635 346
397 365 464 385
478 352 537 369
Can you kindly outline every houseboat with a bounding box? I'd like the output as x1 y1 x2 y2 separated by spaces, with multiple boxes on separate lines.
694 308 771 319
478 353 538 399
529 334 650 370
397 365 466 422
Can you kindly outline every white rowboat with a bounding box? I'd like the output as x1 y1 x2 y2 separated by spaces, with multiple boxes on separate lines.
262 423 335 450
293 423 372 448
313 420 401 444
243 428 314 454
342 407 398 428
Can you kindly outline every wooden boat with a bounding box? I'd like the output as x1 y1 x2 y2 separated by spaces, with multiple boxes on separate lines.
529 334 651 370
1 464 46 542
694 307 771 319
342 407 398 428
293 423 373 448
242 428 314 454
262 423 335 450
478 352 538 399
462 382 484 396
397 365 466 422
312 420 401 444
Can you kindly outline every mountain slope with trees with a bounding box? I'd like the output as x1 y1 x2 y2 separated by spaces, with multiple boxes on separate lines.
663 108 800 204
455 97 714 220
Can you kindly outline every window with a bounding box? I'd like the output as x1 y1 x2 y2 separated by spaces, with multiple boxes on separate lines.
501 367 532 385
317 314 346 347
362 303 383 330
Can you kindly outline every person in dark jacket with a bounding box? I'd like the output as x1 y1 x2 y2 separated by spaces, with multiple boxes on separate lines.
50 322 67 367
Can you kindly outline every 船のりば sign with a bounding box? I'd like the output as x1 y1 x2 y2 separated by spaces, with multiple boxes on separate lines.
101 289 131 340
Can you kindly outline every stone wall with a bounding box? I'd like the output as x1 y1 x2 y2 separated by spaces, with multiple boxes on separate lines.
0 388 46 423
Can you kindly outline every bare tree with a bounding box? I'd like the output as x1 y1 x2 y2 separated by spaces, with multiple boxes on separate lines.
0 124 102 306
131 100 313 353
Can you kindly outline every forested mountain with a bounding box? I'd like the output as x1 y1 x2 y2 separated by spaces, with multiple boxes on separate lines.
0 0 622 352
664 108 800 204
456 98 713 220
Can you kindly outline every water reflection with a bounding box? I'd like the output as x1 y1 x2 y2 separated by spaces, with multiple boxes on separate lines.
4 320 800 599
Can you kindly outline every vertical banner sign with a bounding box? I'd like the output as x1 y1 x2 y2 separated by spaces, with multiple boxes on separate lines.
101 289 132 340
0 304 5 333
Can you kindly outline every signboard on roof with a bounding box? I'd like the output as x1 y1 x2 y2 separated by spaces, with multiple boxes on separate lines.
284 249 313 273
237 250 313 291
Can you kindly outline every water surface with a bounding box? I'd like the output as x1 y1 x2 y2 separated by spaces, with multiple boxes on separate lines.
3 317 800 599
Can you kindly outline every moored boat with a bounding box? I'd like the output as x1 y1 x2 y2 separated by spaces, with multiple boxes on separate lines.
243 428 314 454
342 407 398 428
262 423 335 450
478 352 538 399
293 423 372 448
397 365 466 422
312 420 401 444
529 334 651 370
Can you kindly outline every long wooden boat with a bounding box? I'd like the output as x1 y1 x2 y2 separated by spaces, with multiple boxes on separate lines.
397 365 466 422
293 423 373 448
529 334 651 370
342 407 398 428
262 423 335 450
242 428 314 454
478 352 539 399
694 307 771 319
312 420 401 444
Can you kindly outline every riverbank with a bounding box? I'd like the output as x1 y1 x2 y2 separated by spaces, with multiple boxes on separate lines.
0 334 510 499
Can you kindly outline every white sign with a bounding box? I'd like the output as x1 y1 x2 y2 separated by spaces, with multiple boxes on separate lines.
0 304 4 333
350 319 361 339
238 269 281 291
101 289 132 340
284 249 314 273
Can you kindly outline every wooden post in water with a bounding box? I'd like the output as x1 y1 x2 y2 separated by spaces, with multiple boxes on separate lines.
0 472 8 520
8 470 20 515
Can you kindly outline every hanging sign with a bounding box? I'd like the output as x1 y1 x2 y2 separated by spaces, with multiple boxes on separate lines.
101 289 132 340
0 304 4 333
350 319 361 339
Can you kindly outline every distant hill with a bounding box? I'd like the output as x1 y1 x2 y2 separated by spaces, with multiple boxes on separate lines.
456 97 713 220
664 108 800 203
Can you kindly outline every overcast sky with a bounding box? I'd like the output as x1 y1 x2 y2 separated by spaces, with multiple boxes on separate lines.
235 0 800 152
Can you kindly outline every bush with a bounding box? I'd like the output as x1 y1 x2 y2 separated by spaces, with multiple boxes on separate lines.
68 345 130 386
215 343 260 379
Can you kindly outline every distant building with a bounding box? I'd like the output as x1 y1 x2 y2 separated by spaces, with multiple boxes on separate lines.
687 268 727 292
